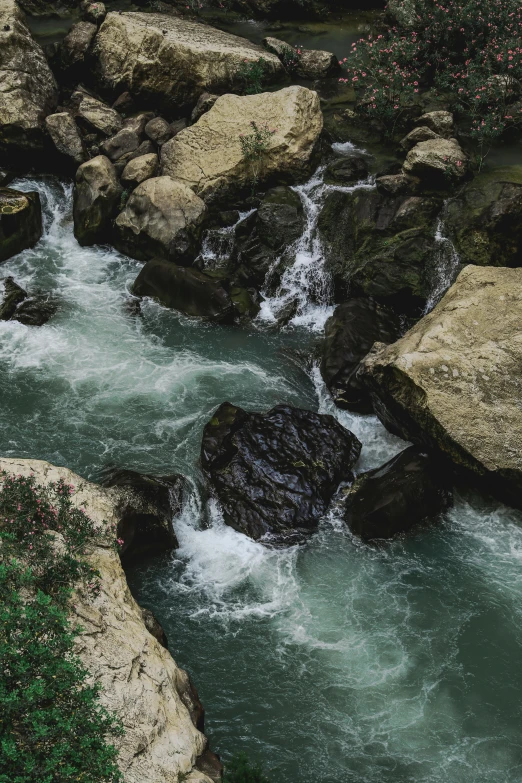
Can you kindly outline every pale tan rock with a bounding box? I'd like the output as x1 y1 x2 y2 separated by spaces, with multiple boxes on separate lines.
399 125 440 151
161 86 322 201
403 137 467 181
93 12 283 108
0 0 58 153
72 90 124 137
415 110 454 136
73 155 122 245
121 152 159 187
0 456 214 783
45 112 86 164
361 265 522 509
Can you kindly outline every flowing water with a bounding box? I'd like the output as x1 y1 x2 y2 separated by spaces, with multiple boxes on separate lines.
2 177 522 783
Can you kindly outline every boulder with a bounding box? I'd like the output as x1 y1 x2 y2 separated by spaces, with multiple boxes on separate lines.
0 277 58 326
100 467 185 561
123 111 154 137
132 260 234 322
191 92 218 124
93 12 282 110
45 112 86 165
399 125 440 151
59 21 97 73
318 189 441 312
403 138 467 183
323 155 369 186
0 0 58 159
360 265 522 510
81 0 106 24
263 36 338 79
320 297 401 413
444 166 522 267
145 116 171 146
73 155 122 246
121 153 159 187
201 402 361 541
342 446 452 540
114 176 206 263
114 139 156 176
161 86 322 201
100 127 140 161
415 110 454 136
0 277 26 319
0 188 42 263
376 172 420 196
71 90 124 137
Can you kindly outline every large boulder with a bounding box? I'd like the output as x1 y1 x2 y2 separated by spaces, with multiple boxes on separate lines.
361 265 522 510
318 189 441 312
132 260 234 322
445 166 522 267
403 138 467 184
0 188 42 263
201 401 362 541
114 176 206 263
0 0 58 161
93 12 282 111
320 297 402 413
161 86 322 202
73 155 122 246
342 446 452 540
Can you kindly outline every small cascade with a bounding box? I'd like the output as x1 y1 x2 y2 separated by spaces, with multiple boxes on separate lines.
424 209 461 313
258 143 375 332
197 209 256 270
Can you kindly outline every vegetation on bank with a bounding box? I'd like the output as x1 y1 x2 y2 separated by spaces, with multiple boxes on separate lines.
0 472 123 783
223 753 271 783
341 0 522 150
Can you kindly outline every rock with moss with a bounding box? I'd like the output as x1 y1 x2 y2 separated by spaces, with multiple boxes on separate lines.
73 155 122 246
0 188 42 263
445 166 522 267
360 265 522 510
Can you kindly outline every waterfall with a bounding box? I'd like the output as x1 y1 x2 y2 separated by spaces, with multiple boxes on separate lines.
424 208 461 313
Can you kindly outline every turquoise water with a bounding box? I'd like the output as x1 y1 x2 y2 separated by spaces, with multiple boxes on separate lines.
1 178 522 782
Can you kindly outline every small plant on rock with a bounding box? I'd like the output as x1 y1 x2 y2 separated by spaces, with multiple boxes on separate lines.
222 752 271 783
237 58 270 95
239 121 277 193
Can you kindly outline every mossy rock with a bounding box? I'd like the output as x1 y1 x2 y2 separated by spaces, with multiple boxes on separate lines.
0 188 42 263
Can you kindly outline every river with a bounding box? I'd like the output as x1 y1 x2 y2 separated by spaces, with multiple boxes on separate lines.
1 164 522 783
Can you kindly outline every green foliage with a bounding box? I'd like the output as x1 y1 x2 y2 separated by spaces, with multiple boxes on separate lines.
0 472 123 783
239 120 277 193
341 0 522 151
237 58 270 95
222 753 271 783
119 188 131 212
278 43 302 74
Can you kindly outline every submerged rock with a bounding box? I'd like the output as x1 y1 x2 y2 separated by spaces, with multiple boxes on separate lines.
320 297 402 413
342 446 452 540
161 86 322 202
201 402 362 541
361 265 522 510
100 467 185 561
115 176 206 264
0 188 42 263
93 12 282 110
0 0 58 160
73 155 122 246
132 260 234 322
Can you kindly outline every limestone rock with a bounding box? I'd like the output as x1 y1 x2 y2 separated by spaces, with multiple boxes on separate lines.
0 187 42 262
263 36 338 79
93 12 283 110
0 0 58 158
121 153 159 187
342 446 452 540
81 0 106 24
0 457 214 783
360 265 522 509
59 21 97 71
191 92 219 124
100 127 140 161
145 116 171 146
161 86 322 201
201 402 362 542
73 155 122 246
400 125 440 151
72 90 124 137
403 138 467 183
114 176 206 263
114 140 156 177
45 112 86 165
415 110 454 136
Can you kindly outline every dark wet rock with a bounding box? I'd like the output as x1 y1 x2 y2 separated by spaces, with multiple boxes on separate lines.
100 127 140 161
178 671 205 734
445 166 522 267
145 117 171 146
342 446 452 540
0 170 14 187
132 260 234 322
320 297 402 413
114 176 206 264
0 188 42 263
195 750 223 783
0 277 27 319
45 112 86 166
140 607 168 649
169 118 188 138
376 172 421 196
0 277 58 325
191 93 219 124
324 155 369 186
112 91 136 116
318 189 442 313
233 186 304 288
58 21 97 76
201 402 362 541
73 155 122 246
100 467 185 561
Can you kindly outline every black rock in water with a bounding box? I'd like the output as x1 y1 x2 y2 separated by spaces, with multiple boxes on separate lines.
0 277 58 326
320 297 402 413
342 446 452 541
201 402 362 542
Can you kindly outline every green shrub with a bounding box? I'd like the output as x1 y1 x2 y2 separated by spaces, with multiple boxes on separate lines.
0 472 123 783
223 753 271 783
239 120 277 193
237 58 270 95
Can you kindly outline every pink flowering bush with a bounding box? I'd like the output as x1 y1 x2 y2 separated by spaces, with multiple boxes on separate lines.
341 0 522 147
